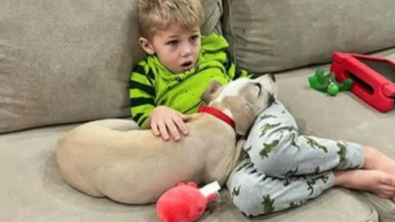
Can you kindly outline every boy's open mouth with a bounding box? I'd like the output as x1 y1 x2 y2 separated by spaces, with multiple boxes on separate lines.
181 61 193 68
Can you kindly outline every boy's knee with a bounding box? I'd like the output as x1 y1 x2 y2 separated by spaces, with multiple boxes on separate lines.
250 131 294 177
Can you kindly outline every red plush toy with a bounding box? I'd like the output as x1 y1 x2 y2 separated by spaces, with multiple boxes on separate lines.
156 181 221 222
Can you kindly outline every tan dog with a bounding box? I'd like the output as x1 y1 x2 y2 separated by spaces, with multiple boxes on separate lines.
56 74 277 204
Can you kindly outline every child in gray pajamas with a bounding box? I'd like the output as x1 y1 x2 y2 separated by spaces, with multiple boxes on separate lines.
130 0 395 217
226 99 395 217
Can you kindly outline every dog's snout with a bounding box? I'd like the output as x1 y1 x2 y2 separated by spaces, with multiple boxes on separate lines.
268 73 276 82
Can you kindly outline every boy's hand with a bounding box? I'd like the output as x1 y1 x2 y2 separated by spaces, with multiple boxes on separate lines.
148 106 192 141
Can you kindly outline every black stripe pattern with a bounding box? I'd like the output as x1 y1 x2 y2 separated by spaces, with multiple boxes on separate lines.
130 97 155 107
130 80 155 97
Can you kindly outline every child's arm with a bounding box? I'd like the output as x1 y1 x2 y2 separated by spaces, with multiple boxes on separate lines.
129 62 190 141
129 62 156 129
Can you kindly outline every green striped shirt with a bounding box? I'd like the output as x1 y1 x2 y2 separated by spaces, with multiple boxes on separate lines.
129 33 258 128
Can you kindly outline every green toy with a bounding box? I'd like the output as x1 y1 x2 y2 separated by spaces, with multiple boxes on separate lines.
308 69 353 96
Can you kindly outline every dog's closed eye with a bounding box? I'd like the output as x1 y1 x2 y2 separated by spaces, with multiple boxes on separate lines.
254 83 261 95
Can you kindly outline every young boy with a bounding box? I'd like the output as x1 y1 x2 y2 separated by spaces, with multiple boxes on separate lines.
129 0 257 142
130 0 395 217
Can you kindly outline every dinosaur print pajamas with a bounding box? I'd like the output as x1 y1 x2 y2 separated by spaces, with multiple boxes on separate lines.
226 100 364 217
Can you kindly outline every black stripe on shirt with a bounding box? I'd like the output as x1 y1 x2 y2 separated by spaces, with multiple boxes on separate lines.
132 113 143 123
130 80 155 97
130 97 155 107
132 64 155 85
147 68 155 81
138 116 148 126
132 64 146 75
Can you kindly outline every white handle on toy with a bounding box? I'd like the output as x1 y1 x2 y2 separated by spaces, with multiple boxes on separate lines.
199 181 221 197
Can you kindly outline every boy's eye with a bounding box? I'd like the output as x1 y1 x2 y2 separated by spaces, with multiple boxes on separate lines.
190 35 199 41
167 40 178 46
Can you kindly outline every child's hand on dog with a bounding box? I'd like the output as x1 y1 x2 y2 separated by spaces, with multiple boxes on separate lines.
148 106 192 141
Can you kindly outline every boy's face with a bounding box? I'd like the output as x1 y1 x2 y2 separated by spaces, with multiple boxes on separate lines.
139 23 201 74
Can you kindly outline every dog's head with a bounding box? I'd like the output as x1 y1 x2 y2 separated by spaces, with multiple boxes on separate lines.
201 74 277 136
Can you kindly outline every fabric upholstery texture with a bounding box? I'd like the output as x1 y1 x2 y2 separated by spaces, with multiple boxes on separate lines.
222 0 395 74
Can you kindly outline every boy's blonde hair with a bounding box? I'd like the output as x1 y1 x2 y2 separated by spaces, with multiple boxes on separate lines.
138 0 205 40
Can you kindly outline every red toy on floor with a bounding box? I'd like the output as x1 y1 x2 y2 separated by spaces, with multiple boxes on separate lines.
156 181 220 222
330 52 395 112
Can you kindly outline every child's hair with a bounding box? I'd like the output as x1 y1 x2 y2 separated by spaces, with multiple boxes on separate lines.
138 0 205 40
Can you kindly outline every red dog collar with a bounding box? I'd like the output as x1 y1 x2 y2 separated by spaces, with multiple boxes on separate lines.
198 105 239 138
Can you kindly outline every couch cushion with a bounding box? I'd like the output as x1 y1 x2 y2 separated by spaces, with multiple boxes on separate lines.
359 193 395 222
222 0 395 74
0 0 222 134
0 125 377 222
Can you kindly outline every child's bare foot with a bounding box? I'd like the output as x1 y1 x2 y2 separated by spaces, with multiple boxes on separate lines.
363 146 395 177
334 169 395 199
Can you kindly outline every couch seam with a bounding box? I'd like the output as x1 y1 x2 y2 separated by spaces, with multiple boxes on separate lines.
224 0 238 67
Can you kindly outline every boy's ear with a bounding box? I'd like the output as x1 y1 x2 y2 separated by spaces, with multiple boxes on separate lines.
139 37 155 55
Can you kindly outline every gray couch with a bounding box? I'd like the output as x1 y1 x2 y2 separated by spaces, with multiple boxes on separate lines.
2 0 395 221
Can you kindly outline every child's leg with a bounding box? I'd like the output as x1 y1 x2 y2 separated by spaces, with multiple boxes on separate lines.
359 146 395 201
226 157 335 217
227 158 395 217
246 101 395 185
334 169 395 199
251 132 364 178
245 101 364 178
362 146 395 177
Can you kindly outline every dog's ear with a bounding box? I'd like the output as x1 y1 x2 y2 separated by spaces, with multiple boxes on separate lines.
223 96 254 136
201 79 223 103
